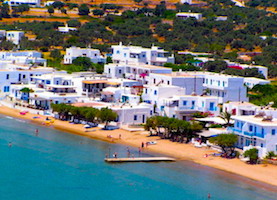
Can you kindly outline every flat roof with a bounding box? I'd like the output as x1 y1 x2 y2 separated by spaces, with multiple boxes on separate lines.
232 115 277 126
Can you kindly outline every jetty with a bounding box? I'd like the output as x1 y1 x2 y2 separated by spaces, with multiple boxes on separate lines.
105 157 176 163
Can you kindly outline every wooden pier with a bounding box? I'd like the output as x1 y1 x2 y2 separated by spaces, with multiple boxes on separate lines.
105 157 176 163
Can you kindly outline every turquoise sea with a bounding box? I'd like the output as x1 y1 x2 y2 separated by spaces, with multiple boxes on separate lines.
0 114 276 200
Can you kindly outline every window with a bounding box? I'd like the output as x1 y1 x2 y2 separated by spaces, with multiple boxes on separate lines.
272 129 275 135
218 81 220 86
116 50 120 54
119 69 122 74
124 53 127 57
167 81 170 85
249 125 253 132
153 79 156 84
6 74 9 80
134 115 137 121
108 69 111 73
183 101 187 106
173 115 175 118
154 90 157 95
261 143 263 148
145 89 148 94
150 110 152 115
3 86 9 92
192 101 195 108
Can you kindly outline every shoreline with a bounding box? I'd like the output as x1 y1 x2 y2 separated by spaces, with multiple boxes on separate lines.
0 105 277 190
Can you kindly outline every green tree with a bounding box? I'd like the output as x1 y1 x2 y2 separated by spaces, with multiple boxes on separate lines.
50 49 62 60
72 57 93 71
209 134 238 157
48 6 54 16
67 19 81 27
243 148 259 164
93 9 104 16
52 1 65 9
78 4 90 16
85 108 99 123
98 107 117 127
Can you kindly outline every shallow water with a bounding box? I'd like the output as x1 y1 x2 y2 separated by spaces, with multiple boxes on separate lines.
0 115 276 200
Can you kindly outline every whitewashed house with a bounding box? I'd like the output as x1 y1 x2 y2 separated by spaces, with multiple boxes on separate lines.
58 24 77 33
176 12 203 20
6 31 24 45
180 0 192 4
0 67 54 94
0 50 46 65
142 84 185 113
64 47 106 64
148 72 204 95
162 95 220 120
5 0 40 7
104 63 172 84
111 42 174 66
244 77 270 89
223 102 258 116
197 72 248 103
228 115 277 157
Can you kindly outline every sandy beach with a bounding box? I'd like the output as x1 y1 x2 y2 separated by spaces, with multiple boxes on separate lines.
0 105 277 188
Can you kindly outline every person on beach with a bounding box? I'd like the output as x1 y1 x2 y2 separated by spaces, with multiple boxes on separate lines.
119 134 121 139
138 147 141 156
127 147 131 157
35 129 39 136
141 142 144 148
208 193 211 199
8 142 12 147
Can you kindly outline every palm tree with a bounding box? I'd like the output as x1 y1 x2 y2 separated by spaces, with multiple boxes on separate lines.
219 111 232 126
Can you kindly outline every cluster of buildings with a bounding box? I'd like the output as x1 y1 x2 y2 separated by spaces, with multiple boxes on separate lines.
0 43 276 157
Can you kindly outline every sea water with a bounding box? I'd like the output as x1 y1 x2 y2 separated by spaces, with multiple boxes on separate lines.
0 115 276 200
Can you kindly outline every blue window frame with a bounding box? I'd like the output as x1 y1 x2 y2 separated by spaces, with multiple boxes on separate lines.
134 115 137 121
183 101 187 106
272 129 275 135
249 125 253 132
154 90 157 95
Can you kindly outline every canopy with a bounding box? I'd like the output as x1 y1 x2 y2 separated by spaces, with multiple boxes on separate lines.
195 117 234 125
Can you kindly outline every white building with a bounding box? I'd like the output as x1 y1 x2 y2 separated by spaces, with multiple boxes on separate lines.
223 102 258 116
73 102 152 126
0 50 46 65
198 72 248 103
111 42 174 66
64 47 106 64
180 0 192 4
244 77 270 89
142 84 185 113
104 63 172 84
10 73 81 109
228 115 277 157
6 31 24 45
176 12 203 20
112 103 152 125
5 0 40 7
58 24 77 33
148 72 204 95
163 95 220 120
0 67 54 94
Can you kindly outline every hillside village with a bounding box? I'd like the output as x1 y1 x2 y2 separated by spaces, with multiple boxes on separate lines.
0 0 277 162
